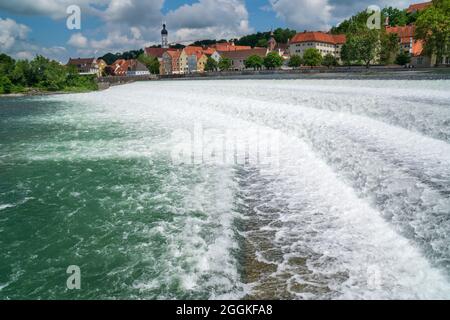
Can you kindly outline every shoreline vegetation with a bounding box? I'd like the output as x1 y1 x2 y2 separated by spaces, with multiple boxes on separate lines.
0 54 98 96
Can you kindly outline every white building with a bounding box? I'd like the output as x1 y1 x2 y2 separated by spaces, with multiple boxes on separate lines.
289 31 346 62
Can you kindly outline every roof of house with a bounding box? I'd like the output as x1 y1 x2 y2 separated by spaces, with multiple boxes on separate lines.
202 47 218 55
183 46 204 56
145 47 169 58
165 50 182 60
127 59 148 72
290 32 346 45
212 42 252 52
67 58 96 66
386 25 416 43
386 25 424 56
109 59 129 74
219 48 267 60
406 1 432 13
275 43 289 51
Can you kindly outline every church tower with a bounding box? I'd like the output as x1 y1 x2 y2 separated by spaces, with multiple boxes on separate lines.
161 23 168 49
268 30 277 52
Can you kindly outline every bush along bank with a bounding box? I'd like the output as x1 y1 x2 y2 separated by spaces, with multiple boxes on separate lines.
0 53 98 95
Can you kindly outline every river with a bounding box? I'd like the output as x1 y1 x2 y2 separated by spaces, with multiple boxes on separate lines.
1 79 449 299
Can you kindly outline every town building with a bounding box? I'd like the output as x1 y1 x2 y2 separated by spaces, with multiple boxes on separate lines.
106 59 129 76
406 1 432 13
218 48 268 71
266 31 290 60
202 47 221 62
211 42 252 52
289 31 346 62
161 23 169 49
180 46 203 73
385 25 449 67
162 50 182 75
385 25 427 64
268 31 277 52
96 59 107 77
126 60 150 76
67 58 101 76
145 47 171 74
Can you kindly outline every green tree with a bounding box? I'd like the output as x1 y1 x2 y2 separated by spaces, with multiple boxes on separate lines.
218 57 232 71
381 7 409 26
341 30 380 67
138 54 160 74
330 11 371 35
380 32 400 64
341 37 358 65
288 54 303 68
204 57 218 72
0 75 13 94
245 55 264 70
256 39 268 48
236 28 296 47
357 30 380 68
395 51 412 65
263 52 283 69
10 60 31 87
303 48 323 67
0 53 97 94
322 54 338 68
415 0 450 65
0 53 15 77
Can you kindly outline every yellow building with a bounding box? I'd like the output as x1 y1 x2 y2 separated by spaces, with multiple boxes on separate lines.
180 46 204 73
96 59 107 77
196 53 208 73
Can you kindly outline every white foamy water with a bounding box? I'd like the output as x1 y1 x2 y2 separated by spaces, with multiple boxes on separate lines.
33 79 450 299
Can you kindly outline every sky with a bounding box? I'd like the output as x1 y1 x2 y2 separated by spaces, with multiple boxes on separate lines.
0 0 413 62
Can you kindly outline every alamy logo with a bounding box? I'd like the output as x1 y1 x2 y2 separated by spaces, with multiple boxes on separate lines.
366 5 381 30
66 265 81 290
66 5 81 30
171 123 280 167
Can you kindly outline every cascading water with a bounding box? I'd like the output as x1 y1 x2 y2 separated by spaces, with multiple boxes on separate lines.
0 79 449 299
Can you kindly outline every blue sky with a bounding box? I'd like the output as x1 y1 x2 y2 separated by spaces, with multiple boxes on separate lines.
0 0 412 62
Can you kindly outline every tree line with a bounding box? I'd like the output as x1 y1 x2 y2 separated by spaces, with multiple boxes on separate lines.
0 54 97 95
334 0 449 67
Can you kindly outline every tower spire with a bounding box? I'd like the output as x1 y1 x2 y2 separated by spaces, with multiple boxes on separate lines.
161 22 168 48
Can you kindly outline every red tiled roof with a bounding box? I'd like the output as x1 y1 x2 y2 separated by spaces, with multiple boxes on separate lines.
202 47 217 55
67 58 96 66
183 46 203 56
386 25 415 43
219 48 267 60
386 25 424 56
145 47 168 58
406 1 432 13
109 59 129 75
166 50 181 59
212 42 252 51
290 32 346 45
127 59 148 72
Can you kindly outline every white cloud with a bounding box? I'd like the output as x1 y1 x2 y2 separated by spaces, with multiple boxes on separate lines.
268 0 412 30
68 33 89 48
103 0 164 25
0 18 30 51
269 0 334 30
166 0 252 41
0 0 107 19
0 17 67 62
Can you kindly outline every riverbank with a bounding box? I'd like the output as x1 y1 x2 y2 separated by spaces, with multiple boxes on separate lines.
160 66 450 81
2 67 449 98
0 89 96 98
